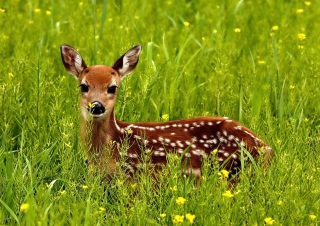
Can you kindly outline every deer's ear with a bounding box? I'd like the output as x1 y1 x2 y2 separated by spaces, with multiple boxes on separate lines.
60 44 87 78
112 45 142 80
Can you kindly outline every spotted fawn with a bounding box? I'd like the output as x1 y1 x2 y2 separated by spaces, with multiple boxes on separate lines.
60 44 273 182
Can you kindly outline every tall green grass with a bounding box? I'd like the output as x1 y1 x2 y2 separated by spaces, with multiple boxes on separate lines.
1 0 320 225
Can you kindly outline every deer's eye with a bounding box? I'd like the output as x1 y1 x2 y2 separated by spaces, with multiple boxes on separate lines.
79 84 89 93
107 86 117 94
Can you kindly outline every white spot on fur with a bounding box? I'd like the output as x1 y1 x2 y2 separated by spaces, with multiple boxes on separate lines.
234 125 242 130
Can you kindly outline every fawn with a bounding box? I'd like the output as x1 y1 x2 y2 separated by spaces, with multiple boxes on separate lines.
60 44 273 182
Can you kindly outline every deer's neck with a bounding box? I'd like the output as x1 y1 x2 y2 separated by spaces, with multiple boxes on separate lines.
82 109 122 156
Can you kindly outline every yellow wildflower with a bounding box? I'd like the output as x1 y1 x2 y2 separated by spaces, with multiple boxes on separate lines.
88 102 95 109
222 190 234 198
183 21 190 27
162 114 169 121
99 207 106 212
0 8 5 13
258 60 266 64
82 185 88 189
170 185 177 192
234 28 241 33
212 149 218 155
218 169 229 180
46 10 51 15
305 1 311 6
185 213 196 224
264 217 275 225
34 8 41 13
309 214 316 220
159 213 166 218
296 9 304 13
272 25 279 31
175 197 187 205
20 203 30 212
172 215 184 224
8 73 14 78
298 33 306 40
277 200 283 205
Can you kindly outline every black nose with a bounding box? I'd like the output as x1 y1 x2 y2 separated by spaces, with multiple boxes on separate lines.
88 101 105 115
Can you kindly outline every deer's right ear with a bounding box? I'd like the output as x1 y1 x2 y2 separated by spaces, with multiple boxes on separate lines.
112 44 142 80
60 44 87 79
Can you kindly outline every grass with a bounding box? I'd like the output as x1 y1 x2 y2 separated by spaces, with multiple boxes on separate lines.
0 0 320 225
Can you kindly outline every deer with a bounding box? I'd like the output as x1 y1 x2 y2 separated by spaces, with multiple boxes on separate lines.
60 44 273 183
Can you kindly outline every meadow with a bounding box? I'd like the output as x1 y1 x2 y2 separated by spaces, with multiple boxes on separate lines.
0 0 320 225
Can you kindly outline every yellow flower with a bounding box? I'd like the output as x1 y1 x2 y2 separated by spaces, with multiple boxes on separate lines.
185 213 196 224
162 114 169 121
34 8 41 13
88 102 95 109
159 213 166 218
20 203 30 212
277 200 283 205
272 25 279 31
0 8 5 13
99 207 106 212
176 197 187 205
309 214 317 220
296 9 304 13
183 21 190 27
82 185 88 189
298 33 306 40
305 1 311 6
258 60 266 64
212 149 218 155
8 72 14 78
264 217 275 225
46 10 51 15
172 215 184 224
234 28 241 33
218 169 229 180
170 185 177 192
222 190 234 198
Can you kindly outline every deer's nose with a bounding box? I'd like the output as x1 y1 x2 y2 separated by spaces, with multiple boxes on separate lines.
88 101 105 115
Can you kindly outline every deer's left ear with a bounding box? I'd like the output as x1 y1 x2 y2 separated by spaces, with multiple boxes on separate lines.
112 45 142 80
